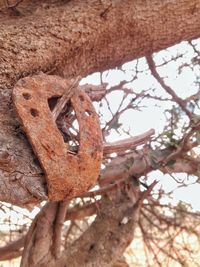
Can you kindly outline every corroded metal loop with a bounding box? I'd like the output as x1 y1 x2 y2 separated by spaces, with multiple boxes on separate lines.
12 74 103 200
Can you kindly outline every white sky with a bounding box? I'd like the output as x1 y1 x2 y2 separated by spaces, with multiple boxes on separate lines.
81 38 200 210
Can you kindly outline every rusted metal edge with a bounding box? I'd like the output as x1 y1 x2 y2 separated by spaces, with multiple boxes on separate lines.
12 74 103 200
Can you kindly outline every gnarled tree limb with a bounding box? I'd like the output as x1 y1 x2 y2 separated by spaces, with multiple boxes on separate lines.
0 0 200 205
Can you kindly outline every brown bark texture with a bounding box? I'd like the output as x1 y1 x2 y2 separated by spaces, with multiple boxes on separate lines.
0 0 200 205
19 189 139 267
0 1 200 266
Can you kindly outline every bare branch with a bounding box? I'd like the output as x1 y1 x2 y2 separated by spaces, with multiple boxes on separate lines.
104 129 155 155
0 235 25 261
52 76 81 121
146 55 192 119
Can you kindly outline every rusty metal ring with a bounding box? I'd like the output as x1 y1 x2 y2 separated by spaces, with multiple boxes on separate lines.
12 74 103 200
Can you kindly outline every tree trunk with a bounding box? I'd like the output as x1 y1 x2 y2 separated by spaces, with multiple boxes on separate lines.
0 0 200 203
1 2 199 266
20 188 140 267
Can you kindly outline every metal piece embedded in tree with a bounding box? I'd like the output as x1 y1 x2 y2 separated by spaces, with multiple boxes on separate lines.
12 74 103 201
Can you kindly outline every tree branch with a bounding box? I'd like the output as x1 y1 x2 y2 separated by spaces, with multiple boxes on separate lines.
146 55 192 119
103 129 155 155
0 235 25 261
52 201 69 259
1 0 200 205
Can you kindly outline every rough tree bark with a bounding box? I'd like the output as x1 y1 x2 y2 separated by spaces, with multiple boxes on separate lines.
19 188 140 267
1 0 200 266
0 0 200 205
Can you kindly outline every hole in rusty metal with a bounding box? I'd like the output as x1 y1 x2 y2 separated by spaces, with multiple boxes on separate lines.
22 92 31 100
48 96 61 111
79 95 84 102
89 243 95 251
30 108 39 117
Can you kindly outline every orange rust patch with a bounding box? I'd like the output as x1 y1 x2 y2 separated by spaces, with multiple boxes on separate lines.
12 74 103 201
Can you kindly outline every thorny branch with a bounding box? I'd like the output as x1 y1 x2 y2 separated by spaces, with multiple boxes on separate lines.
146 55 192 119
2 41 200 266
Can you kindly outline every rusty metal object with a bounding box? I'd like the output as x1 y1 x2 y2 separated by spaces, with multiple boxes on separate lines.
12 74 103 201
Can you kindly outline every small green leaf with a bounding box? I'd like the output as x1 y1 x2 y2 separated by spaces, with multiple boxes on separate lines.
111 121 122 130
164 131 173 139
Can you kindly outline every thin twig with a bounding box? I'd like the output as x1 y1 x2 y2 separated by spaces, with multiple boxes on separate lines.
52 76 81 121
136 180 157 209
146 55 192 119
